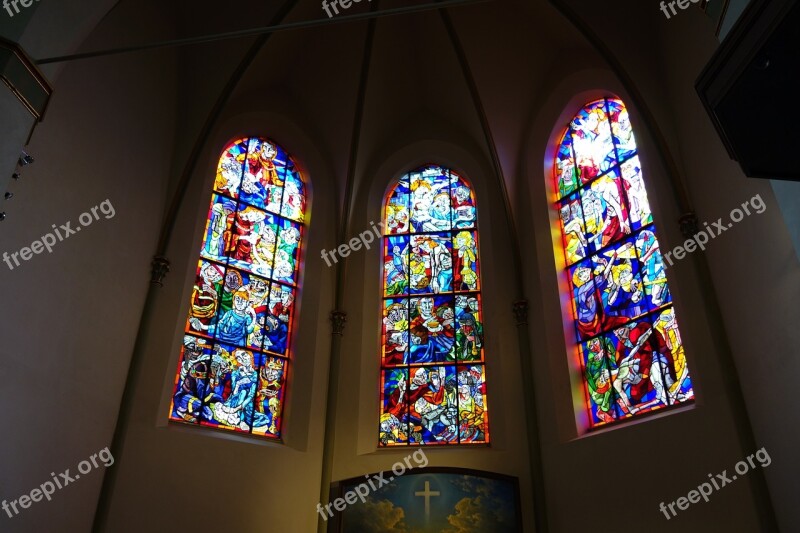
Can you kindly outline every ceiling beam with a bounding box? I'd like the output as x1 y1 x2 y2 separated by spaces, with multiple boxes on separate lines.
36 0 491 65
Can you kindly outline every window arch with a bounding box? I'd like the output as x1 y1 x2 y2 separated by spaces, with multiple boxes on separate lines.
169 136 306 440
379 165 489 446
553 98 693 428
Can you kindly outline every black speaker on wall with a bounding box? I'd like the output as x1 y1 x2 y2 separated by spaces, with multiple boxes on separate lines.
696 0 800 182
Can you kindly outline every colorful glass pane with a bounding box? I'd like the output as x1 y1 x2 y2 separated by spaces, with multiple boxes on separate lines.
214 138 248 199
570 100 617 183
457 365 489 443
453 230 480 292
200 195 237 264
383 298 410 367
553 99 693 429
608 99 637 162
281 168 306 223
169 335 213 424
380 165 489 445
581 170 630 252
455 294 484 362
451 172 477 229
408 365 458 445
409 234 452 295
384 235 410 296
199 344 263 433
185 259 225 339
385 176 411 234
409 295 455 364
580 337 618 425
558 194 587 265
569 260 602 342
169 137 306 440
635 229 671 309
381 368 410 445
251 356 287 438
409 167 454 232
591 236 648 329
620 156 652 230
556 133 579 199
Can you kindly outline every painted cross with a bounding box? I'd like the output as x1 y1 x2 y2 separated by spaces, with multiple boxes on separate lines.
414 480 440 520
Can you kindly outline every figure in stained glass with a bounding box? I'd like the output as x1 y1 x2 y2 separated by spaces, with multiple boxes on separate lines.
219 269 243 313
571 264 601 340
203 347 259 430
556 135 579 198
582 337 617 424
249 218 277 278
239 172 268 210
457 366 487 443
636 229 669 307
186 261 224 336
571 102 616 182
559 197 587 264
608 100 637 160
281 171 305 222
171 336 211 423
246 139 281 188
609 321 676 416
384 300 410 366
384 236 410 296
653 308 690 399
214 138 248 198
190 286 256 347
451 181 476 228
620 157 652 230
453 231 479 291
202 196 236 261
253 357 285 435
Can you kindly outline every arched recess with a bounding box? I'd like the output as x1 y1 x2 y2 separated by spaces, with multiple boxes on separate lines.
156 106 339 453
378 163 490 446
340 137 528 481
518 65 698 435
548 96 694 430
167 135 308 440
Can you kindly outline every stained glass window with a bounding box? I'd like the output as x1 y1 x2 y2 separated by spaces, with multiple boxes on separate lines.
379 165 489 446
553 98 693 428
169 137 306 440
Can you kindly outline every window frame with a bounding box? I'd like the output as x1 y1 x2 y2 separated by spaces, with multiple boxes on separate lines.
377 163 491 447
549 97 695 431
166 135 308 442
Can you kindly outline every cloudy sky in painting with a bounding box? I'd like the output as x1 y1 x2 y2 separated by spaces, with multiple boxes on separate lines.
341 472 518 533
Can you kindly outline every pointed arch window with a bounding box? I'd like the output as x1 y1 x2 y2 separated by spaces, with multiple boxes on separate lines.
553 98 693 428
169 137 307 440
379 165 490 446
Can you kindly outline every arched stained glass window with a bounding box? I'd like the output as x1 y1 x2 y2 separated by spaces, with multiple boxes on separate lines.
553 98 693 428
379 165 489 446
169 136 306 440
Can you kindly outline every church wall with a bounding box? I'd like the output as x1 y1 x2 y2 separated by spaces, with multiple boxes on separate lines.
0 2 178 532
517 60 765 531
3 0 795 531
515 0 800 529
650 8 800 531
99 100 339 532
335 129 536 531
54 5 376 531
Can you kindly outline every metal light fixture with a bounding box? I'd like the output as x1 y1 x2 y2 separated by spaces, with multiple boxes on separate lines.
18 151 34 166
